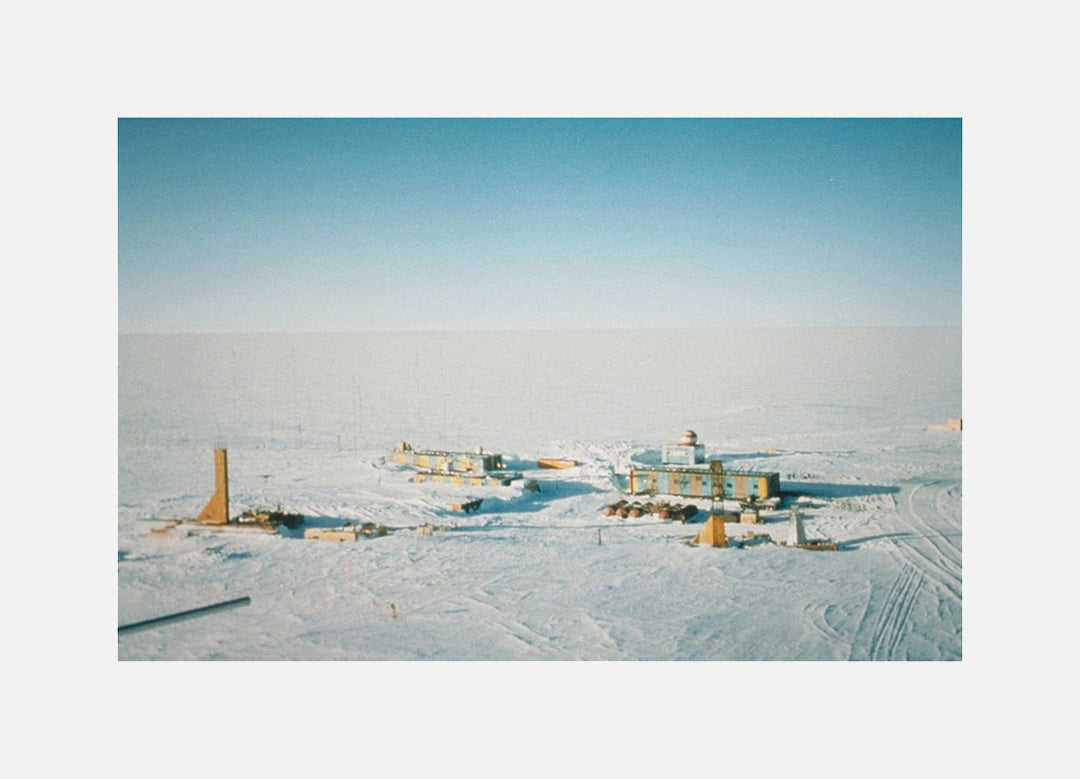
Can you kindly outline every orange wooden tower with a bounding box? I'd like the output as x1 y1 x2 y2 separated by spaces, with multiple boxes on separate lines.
196 448 229 524
691 513 727 548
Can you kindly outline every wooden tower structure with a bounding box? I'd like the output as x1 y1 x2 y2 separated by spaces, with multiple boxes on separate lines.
196 448 229 524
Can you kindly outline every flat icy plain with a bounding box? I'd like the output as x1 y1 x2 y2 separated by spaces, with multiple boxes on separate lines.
118 327 961 661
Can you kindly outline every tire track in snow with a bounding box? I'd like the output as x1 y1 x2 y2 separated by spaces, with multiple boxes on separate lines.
886 570 924 660
847 584 874 661
867 566 909 660
868 564 924 661
457 592 572 659
909 479 962 561
803 601 846 647
891 478 962 602
933 483 963 552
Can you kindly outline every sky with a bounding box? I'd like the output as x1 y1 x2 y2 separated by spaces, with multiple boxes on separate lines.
118 118 961 332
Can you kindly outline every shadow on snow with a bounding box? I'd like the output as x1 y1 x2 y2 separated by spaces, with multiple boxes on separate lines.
782 482 900 498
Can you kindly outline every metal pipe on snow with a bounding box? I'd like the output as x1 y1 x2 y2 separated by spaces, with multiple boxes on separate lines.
117 596 252 636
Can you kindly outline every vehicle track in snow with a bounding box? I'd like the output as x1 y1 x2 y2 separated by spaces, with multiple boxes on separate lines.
868 564 925 660
890 477 962 602
803 601 847 647
847 476 961 660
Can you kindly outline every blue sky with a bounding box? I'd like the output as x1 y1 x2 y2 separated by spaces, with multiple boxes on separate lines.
118 118 961 332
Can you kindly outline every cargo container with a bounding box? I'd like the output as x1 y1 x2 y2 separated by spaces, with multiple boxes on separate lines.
537 458 579 469
928 417 962 432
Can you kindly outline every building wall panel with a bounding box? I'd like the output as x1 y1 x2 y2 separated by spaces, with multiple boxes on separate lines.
629 467 781 499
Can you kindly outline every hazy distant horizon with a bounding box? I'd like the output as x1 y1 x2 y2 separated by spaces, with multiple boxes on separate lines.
119 327 960 455
118 323 962 337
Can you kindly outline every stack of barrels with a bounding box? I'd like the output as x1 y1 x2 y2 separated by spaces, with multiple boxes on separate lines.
601 500 699 522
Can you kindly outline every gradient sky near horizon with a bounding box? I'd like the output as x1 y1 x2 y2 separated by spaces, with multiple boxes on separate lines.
119 118 960 332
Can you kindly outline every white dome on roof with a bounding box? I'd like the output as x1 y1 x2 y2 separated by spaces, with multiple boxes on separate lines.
680 429 698 445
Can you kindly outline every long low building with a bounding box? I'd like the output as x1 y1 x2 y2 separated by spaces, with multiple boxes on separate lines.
411 469 521 487
390 442 504 474
629 466 781 500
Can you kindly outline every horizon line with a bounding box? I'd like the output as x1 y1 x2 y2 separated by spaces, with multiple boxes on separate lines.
119 323 962 336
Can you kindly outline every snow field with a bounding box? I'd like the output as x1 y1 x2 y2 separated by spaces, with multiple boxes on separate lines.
119 329 961 661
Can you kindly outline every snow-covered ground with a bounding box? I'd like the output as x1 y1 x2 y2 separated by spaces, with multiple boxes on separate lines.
118 327 961 661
